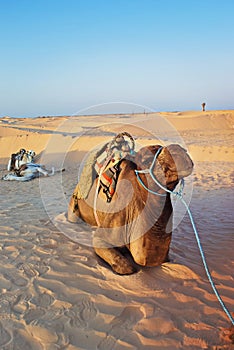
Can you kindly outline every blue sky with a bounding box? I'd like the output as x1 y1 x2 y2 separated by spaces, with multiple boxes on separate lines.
0 0 233 117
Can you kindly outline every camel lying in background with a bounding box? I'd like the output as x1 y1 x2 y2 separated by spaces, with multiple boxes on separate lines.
68 144 193 274
2 163 55 181
3 148 65 181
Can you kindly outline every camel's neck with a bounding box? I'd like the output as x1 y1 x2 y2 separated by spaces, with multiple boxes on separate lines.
137 181 173 240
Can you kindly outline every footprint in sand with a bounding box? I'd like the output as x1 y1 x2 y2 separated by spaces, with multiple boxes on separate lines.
5 271 28 287
66 296 97 328
160 263 199 280
79 297 97 324
97 306 144 350
12 294 30 314
13 328 43 350
0 299 11 315
24 308 46 325
0 292 21 315
0 322 12 347
17 263 38 279
34 262 50 276
35 292 55 308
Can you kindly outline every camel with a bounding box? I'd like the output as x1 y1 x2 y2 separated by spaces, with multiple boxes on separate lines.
3 148 54 181
2 163 55 181
68 142 194 275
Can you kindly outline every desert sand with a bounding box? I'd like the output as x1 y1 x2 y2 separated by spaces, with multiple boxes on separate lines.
0 110 233 349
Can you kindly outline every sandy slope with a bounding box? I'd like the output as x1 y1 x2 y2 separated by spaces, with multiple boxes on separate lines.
0 110 233 349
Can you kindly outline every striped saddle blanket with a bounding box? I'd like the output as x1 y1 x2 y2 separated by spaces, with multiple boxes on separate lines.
94 150 124 202
72 133 135 203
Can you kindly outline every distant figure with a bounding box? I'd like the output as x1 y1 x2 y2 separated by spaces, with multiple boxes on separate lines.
202 102 206 112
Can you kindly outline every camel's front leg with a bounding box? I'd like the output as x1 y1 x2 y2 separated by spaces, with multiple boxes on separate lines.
130 233 172 267
94 244 136 275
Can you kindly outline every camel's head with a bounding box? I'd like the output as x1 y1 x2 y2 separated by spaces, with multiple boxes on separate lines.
136 144 193 190
158 144 194 180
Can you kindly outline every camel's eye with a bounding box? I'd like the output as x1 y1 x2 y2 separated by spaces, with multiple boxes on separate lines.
163 165 170 173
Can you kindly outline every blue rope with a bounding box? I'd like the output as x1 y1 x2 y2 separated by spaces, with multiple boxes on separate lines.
135 147 167 197
179 196 234 325
135 147 234 325
135 171 167 196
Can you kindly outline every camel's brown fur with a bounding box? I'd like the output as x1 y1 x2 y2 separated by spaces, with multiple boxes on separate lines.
68 144 193 274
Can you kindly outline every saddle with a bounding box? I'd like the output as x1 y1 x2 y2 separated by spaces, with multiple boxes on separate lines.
73 132 135 202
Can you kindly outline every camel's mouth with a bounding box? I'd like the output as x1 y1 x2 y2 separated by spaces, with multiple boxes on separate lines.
166 156 193 180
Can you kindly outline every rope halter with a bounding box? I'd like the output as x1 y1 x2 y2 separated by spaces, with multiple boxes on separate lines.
135 146 185 197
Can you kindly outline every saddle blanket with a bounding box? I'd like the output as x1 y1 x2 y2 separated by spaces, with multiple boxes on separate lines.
95 150 123 202
72 133 134 203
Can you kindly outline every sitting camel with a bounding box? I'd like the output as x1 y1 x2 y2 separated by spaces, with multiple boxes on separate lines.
68 141 193 274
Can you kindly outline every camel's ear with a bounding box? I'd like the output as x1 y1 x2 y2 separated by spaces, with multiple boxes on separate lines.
135 145 162 168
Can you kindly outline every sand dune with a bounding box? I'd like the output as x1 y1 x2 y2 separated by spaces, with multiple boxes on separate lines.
0 110 233 349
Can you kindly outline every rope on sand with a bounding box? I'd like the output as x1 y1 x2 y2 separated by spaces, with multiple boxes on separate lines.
179 190 234 326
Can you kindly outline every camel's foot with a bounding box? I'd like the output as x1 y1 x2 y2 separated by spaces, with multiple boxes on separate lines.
95 247 136 275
